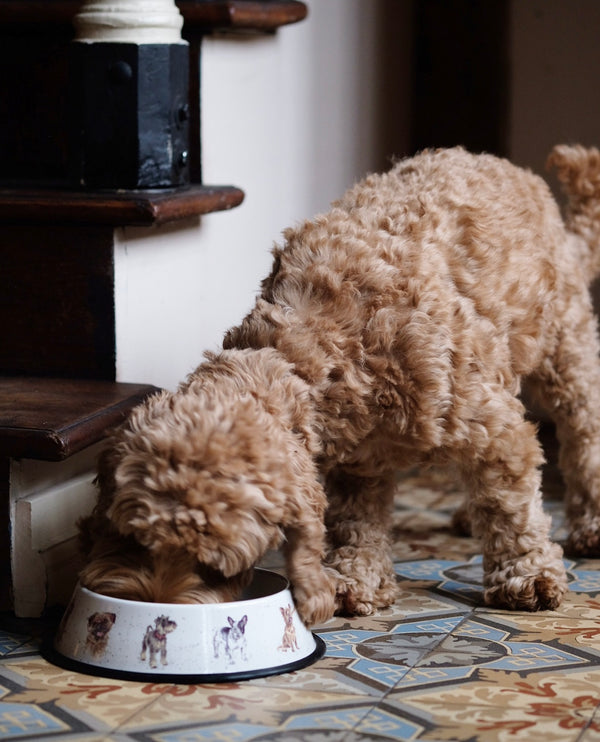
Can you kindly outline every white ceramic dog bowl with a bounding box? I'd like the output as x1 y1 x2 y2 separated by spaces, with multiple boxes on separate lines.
50 569 325 682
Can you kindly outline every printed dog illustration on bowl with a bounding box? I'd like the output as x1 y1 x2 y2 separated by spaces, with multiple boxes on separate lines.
213 615 248 665
140 615 177 669
278 604 299 652
85 611 116 658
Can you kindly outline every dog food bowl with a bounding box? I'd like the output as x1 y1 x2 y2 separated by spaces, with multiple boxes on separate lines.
49 569 325 682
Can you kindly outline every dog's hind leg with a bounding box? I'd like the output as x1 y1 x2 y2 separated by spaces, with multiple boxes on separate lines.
528 305 600 556
458 387 567 611
323 470 399 616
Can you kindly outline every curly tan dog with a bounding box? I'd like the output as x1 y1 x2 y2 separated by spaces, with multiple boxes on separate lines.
79 145 600 626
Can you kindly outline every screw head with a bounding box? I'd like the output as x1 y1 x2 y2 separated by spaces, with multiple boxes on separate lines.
108 60 133 84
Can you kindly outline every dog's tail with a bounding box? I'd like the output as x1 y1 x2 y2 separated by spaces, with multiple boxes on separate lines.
547 144 600 282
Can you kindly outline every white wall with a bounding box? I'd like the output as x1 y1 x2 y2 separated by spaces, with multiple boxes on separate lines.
114 1 403 390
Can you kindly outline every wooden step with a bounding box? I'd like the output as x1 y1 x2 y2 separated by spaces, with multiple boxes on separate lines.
0 185 245 227
0 377 159 461
0 1 308 33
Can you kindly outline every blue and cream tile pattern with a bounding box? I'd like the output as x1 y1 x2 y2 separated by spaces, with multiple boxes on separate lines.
2 427 600 740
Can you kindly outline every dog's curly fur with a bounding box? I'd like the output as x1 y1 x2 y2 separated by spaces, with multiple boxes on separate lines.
79 145 600 625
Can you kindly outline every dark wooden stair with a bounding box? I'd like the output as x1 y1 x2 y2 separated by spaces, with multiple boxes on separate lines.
0 377 159 461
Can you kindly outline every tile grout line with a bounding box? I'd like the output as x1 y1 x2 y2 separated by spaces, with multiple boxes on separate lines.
574 701 600 741
348 607 478 736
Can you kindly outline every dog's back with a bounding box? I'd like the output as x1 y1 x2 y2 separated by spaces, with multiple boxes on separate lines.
226 147 593 459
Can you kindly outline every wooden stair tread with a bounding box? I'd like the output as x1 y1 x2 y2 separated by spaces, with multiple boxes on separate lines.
0 185 245 227
0 377 159 460
0 1 308 33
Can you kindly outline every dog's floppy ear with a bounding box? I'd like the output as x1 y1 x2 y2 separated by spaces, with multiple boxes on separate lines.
105 481 209 554
105 468 285 579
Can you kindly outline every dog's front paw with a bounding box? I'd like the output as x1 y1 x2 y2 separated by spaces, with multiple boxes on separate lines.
483 546 568 611
331 570 399 617
324 546 399 617
292 572 337 627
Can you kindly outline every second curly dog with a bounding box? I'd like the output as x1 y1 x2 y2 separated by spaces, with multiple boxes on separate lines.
80 145 600 625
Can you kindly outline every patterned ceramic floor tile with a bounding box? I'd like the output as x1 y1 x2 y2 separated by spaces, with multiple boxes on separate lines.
140 714 378 742
394 556 486 609
0 656 165 738
28 735 135 742
0 632 34 659
480 612 600 653
119 686 378 741
387 669 600 741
